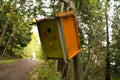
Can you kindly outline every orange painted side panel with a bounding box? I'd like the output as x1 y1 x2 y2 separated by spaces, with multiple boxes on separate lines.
57 11 82 59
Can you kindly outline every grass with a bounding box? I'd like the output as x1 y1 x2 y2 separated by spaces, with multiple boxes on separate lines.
0 59 17 64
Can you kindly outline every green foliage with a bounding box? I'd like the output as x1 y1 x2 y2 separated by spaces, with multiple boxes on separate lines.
28 60 62 80
23 29 42 58
0 0 33 57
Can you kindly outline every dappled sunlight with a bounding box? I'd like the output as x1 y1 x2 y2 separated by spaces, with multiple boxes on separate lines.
32 52 36 58
32 52 38 61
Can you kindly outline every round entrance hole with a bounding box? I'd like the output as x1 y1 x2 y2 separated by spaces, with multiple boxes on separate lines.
47 28 51 33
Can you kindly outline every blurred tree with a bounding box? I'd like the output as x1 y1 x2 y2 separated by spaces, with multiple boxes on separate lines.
111 3 120 79
0 0 33 58
75 0 106 80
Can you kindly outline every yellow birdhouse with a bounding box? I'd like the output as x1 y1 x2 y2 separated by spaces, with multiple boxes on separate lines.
36 11 82 62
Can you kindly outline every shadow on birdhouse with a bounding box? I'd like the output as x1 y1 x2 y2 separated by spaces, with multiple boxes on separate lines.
36 11 82 62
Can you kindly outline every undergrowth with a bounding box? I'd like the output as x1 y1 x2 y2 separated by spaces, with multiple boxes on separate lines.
28 60 62 80
0 59 17 64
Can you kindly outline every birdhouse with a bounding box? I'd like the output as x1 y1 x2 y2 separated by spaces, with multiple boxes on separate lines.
36 11 82 62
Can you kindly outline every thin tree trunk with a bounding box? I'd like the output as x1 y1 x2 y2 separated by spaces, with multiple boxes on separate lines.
0 0 16 45
0 31 15 58
0 13 12 45
105 0 111 80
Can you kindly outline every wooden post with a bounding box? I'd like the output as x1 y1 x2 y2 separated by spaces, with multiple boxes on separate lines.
69 0 83 80
73 54 83 80
57 1 83 80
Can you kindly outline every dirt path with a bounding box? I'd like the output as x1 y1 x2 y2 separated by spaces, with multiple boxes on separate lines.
0 58 39 80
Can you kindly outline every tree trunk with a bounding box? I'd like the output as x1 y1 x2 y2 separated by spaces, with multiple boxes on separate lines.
105 0 111 80
0 31 15 58
0 12 12 45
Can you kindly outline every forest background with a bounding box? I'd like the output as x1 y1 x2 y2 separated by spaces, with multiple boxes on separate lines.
0 0 120 80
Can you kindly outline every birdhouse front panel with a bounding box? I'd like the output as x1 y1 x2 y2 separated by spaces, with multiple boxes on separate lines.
37 19 65 59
